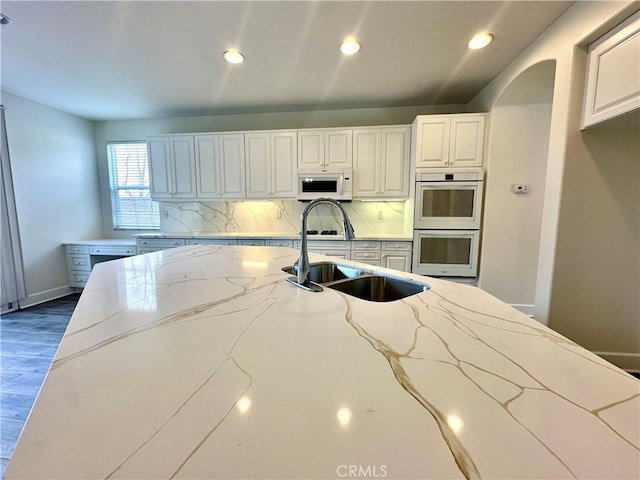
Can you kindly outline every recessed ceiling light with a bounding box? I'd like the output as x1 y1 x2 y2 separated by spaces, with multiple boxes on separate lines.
468 32 494 50
340 38 361 55
223 49 245 64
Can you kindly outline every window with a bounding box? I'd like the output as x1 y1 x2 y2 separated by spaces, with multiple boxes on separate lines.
107 142 160 230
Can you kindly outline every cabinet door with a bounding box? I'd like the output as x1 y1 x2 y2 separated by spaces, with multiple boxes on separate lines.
218 134 246 198
353 128 380 197
148 137 173 200
380 127 410 197
298 130 324 169
195 135 220 199
416 118 449 168
271 131 297 198
582 11 640 128
170 136 197 198
449 116 485 167
245 133 271 198
382 252 411 272
325 129 353 168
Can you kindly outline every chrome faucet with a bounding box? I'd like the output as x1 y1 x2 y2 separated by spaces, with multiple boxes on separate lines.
288 198 355 292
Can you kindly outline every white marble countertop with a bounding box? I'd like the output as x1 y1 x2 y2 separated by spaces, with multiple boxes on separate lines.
6 246 639 479
134 232 414 241
62 238 137 246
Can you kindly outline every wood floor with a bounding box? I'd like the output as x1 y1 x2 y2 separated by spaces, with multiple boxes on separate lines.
0 294 78 477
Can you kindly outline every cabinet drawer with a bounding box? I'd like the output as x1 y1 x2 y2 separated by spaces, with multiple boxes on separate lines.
136 238 186 248
65 245 89 254
238 239 266 246
352 251 382 262
310 250 350 260
381 241 412 251
67 255 91 271
187 239 237 245
136 247 163 254
69 272 90 287
266 239 293 247
351 241 381 251
89 246 136 256
307 240 349 250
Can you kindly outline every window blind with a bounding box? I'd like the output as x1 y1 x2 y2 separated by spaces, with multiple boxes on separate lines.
107 142 160 230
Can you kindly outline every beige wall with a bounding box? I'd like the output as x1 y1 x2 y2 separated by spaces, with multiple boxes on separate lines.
478 61 554 314
551 122 639 369
469 1 639 369
1 91 102 306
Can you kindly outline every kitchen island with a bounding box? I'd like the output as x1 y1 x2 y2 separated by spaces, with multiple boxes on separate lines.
6 245 639 479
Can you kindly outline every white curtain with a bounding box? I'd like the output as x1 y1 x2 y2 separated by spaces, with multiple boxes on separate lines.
1 105 26 312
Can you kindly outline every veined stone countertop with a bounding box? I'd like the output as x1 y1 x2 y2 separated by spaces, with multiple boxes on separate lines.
134 232 414 241
6 246 639 479
63 238 137 246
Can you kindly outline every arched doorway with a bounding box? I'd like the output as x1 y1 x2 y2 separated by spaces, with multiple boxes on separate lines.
478 60 556 316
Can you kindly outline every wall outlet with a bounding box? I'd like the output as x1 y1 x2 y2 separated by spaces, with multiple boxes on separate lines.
377 210 384 220
276 210 283 219
512 184 529 195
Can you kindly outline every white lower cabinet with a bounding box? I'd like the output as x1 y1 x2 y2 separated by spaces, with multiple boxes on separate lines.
266 239 294 247
64 242 136 288
65 246 91 288
308 239 413 271
381 242 412 272
307 240 351 259
136 238 186 254
238 239 266 246
187 239 237 246
351 240 381 266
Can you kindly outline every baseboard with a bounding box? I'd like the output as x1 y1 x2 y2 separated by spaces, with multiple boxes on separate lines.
19 285 73 309
594 351 640 371
509 304 534 317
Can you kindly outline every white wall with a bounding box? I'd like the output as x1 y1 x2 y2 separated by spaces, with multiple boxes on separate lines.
1 91 102 306
469 1 639 369
94 104 465 238
478 61 554 314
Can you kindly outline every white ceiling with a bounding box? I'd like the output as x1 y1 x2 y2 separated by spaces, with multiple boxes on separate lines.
0 1 575 121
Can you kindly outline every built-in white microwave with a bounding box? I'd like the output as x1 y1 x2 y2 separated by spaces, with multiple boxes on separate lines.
297 168 352 201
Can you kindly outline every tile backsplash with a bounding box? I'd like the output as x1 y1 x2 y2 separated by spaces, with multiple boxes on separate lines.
160 200 411 236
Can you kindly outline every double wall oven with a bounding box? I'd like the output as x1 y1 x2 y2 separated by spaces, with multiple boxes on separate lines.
412 168 483 278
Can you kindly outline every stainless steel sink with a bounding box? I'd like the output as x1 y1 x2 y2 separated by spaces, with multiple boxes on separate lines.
326 274 429 302
281 262 365 284
282 262 429 302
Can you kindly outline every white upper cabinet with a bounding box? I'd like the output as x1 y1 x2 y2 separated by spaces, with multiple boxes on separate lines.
582 11 640 129
148 136 197 200
414 114 486 168
195 133 246 199
353 126 410 198
271 132 298 197
245 131 297 198
298 129 352 170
